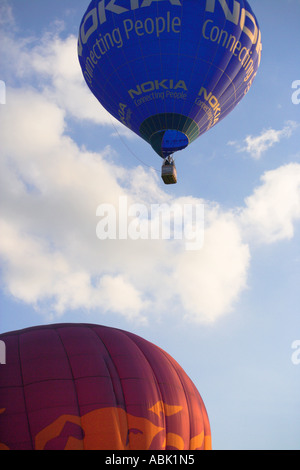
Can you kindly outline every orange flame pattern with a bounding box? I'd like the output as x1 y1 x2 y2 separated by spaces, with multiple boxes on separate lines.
31 401 211 450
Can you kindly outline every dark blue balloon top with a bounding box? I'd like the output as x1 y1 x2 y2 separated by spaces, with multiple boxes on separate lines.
78 0 262 157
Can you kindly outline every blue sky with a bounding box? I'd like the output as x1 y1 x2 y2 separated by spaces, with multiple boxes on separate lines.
0 0 300 450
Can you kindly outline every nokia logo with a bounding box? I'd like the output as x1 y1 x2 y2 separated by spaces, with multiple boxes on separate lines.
128 79 187 99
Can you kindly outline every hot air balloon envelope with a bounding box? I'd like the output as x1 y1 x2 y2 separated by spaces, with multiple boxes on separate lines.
78 0 262 158
0 323 211 450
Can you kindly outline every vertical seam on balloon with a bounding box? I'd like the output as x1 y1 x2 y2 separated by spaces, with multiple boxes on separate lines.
156 348 194 450
170 1 184 133
195 41 257 136
174 2 185 145
188 2 232 130
82 49 147 136
176 1 206 123
103 329 167 450
111 4 162 139
213 35 260 122
79 6 151 140
156 1 169 135
130 5 158 135
179 2 209 142
90 325 125 408
191 60 234 136
55 326 85 450
132 5 164 139
139 3 163 143
198 0 246 114
91 325 131 449
111 7 148 124
180 1 246 138
123 333 169 449
176 6 203 123
156 0 165 137
133 3 163 135
192 0 256 134
18 332 35 449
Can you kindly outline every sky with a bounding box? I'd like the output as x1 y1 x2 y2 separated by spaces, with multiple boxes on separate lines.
0 0 300 450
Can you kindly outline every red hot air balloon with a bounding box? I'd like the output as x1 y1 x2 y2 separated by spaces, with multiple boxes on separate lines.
0 323 211 450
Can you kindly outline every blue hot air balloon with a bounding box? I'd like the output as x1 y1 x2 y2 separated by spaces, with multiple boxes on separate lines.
78 0 262 183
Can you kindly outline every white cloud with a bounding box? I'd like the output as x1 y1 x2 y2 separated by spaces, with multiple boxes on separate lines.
0 219 91 311
174 207 250 323
30 33 113 125
0 220 148 322
97 275 149 322
229 121 299 159
0 22 132 136
241 163 300 244
0 1 15 29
